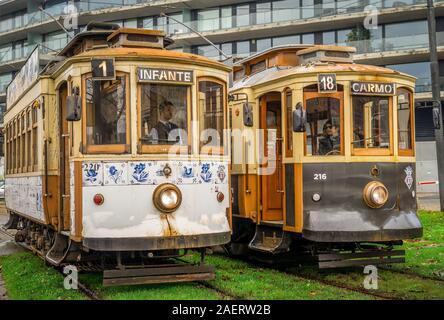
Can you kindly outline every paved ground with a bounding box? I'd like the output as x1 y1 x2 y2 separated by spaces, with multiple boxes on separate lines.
417 192 441 211
0 201 9 300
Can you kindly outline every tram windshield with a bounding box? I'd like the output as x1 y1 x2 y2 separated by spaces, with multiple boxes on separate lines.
306 97 341 156
352 96 390 149
86 75 128 145
140 83 189 146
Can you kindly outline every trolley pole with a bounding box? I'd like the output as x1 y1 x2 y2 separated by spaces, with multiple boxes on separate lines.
427 0 444 211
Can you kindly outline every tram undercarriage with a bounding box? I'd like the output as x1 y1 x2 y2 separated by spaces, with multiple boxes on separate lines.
227 217 408 269
3 212 216 286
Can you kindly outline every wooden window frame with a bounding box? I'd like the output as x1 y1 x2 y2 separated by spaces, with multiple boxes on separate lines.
26 108 32 172
351 95 393 156
32 105 38 171
397 87 415 157
82 71 131 154
284 87 293 157
137 83 191 154
20 112 25 173
303 89 345 157
197 76 228 156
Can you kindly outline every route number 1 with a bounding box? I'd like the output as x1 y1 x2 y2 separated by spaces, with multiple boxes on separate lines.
318 74 337 93
91 58 115 80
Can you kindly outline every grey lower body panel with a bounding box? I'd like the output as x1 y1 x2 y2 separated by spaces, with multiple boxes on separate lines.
302 162 423 243
83 231 231 251
303 227 423 242
302 209 423 242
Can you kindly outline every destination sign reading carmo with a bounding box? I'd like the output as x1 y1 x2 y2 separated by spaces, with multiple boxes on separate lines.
351 81 396 96
138 67 193 83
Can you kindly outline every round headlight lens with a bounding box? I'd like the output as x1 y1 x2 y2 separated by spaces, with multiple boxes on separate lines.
363 181 388 208
153 184 182 213
160 189 179 210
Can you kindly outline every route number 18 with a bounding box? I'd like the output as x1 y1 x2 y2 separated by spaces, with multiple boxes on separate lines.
318 74 337 93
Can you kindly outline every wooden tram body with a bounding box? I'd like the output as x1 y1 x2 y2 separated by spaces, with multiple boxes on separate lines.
228 45 422 267
3 24 231 285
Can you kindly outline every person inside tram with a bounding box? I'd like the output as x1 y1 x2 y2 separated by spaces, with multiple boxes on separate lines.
153 100 179 144
318 120 340 155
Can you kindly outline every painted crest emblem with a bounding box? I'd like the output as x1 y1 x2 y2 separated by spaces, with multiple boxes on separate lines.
200 163 212 183
404 166 413 190
217 165 226 182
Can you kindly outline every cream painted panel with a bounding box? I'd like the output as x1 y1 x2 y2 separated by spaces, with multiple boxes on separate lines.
82 183 230 238
5 176 45 222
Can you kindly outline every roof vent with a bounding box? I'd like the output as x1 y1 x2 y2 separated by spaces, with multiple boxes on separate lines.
297 45 356 64
107 28 169 49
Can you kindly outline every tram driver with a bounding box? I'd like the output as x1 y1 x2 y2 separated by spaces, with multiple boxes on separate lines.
153 100 179 144
318 120 340 155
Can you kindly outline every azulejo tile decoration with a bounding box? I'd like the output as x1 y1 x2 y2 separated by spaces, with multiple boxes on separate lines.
82 162 103 186
81 161 228 186
104 162 128 185
129 162 151 184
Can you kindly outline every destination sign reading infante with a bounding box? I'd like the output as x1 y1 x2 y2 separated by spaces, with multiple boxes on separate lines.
138 67 193 83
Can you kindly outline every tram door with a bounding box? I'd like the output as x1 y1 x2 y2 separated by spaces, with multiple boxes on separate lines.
59 83 70 231
260 93 284 222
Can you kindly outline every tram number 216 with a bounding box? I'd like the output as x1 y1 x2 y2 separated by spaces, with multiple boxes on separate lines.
314 173 327 181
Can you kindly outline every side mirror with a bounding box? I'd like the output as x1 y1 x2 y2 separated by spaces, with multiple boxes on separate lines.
433 106 441 129
243 102 253 127
66 87 81 121
293 102 306 132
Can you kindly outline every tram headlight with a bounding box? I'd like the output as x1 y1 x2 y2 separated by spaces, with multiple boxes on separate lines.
153 183 182 213
363 181 388 208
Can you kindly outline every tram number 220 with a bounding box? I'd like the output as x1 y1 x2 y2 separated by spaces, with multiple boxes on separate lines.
314 173 327 181
318 73 337 93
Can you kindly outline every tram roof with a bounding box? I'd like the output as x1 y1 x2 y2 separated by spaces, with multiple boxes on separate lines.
231 62 416 91
71 46 231 71
233 44 313 67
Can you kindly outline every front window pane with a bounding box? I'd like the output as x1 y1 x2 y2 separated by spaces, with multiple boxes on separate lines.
140 84 188 146
306 97 341 155
198 81 225 150
397 89 412 150
86 76 127 145
352 96 390 149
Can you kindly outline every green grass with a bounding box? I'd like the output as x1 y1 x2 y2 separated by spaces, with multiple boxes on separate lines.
184 254 375 300
78 272 223 300
0 252 86 300
386 210 444 280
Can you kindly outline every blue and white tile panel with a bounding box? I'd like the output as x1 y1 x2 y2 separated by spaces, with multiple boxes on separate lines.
82 161 228 187
5 176 44 222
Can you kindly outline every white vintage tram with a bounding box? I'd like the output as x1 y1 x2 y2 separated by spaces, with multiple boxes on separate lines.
3 23 231 285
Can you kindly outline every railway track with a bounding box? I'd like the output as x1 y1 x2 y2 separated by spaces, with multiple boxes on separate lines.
1 225 442 300
0 226 102 300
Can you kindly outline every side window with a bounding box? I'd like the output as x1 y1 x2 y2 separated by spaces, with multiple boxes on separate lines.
397 88 414 155
84 73 130 153
32 107 38 168
198 78 226 154
285 88 293 157
139 83 189 153
352 96 391 154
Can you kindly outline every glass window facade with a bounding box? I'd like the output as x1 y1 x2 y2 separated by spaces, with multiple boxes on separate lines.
0 73 12 94
387 62 431 93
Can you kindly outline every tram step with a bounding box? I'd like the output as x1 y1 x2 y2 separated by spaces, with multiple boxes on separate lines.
317 249 405 269
103 264 215 286
248 225 292 254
